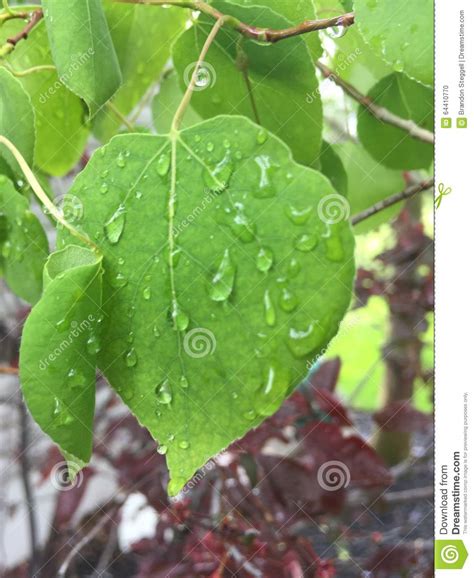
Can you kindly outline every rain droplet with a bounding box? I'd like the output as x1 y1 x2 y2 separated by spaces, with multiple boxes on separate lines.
204 151 234 192
153 324 161 338
86 334 101 355
172 302 190 331
116 153 126 168
156 380 172 405
295 233 318 252
209 249 235 302
124 348 138 367
256 247 273 273
100 182 109 194
285 205 313 225
206 142 215 152
158 445 168 455
264 289 276 327
179 440 190 449
230 203 256 243
180 376 189 389
244 410 256 421
143 286 151 300
156 152 171 176
287 258 301 278
279 288 298 312
253 155 277 198
111 272 128 288
288 323 324 358
326 25 347 39
104 205 126 245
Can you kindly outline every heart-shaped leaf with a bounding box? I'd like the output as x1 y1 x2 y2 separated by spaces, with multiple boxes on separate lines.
24 116 354 495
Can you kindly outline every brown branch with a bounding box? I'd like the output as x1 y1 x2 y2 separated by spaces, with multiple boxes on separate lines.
0 365 18 375
316 61 434 145
114 0 355 43
0 9 43 57
351 178 434 226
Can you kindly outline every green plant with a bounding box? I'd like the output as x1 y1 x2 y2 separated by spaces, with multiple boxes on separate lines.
0 0 434 496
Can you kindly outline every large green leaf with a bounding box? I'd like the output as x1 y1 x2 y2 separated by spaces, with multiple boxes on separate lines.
354 0 434 86
19 245 103 466
0 19 89 176
42 0 122 117
334 140 404 232
229 0 323 59
173 1 322 166
0 68 35 174
93 2 187 141
357 73 433 170
0 176 49 303
53 115 354 494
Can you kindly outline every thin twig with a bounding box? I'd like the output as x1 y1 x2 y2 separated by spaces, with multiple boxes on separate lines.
57 508 118 578
0 9 43 57
106 101 135 131
0 136 98 250
1 61 56 76
351 178 434 226
316 61 434 145
114 0 355 43
19 401 39 577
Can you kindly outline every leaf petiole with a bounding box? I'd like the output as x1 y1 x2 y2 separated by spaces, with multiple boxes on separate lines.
0 136 98 251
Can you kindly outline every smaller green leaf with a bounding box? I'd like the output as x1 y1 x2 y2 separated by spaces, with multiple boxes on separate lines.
93 2 187 141
19 245 103 466
42 0 122 117
152 70 202 133
0 68 35 174
354 0 433 86
0 176 49 303
357 73 433 170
